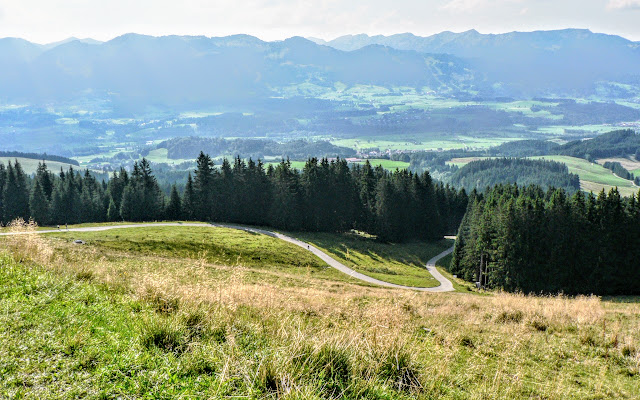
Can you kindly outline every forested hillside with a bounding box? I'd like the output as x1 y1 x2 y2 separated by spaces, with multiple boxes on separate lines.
155 137 356 160
0 151 79 166
449 158 580 193
451 184 640 295
0 157 466 242
404 139 565 176
490 140 560 157
557 129 640 160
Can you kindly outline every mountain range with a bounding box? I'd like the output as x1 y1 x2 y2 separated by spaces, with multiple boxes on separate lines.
0 34 474 110
311 29 640 96
0 29 639 111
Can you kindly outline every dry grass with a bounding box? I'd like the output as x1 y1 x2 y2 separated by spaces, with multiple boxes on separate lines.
1 221 639 398
596 157 640 172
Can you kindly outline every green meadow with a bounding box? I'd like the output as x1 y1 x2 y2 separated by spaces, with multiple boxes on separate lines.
1 223 638 398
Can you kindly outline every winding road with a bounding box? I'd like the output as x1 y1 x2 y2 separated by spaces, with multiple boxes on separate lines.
0 222 456 292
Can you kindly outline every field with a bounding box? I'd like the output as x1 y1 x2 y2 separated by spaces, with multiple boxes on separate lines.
144 148 193 165
1 223 639 398
353 159 410 170
447 155 639 197
531 156 638 196
0 157 79 175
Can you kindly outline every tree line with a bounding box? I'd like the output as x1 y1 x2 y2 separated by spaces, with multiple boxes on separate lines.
0 151 79 166
451 184 640 295
602 161 639 185
0 154 467 242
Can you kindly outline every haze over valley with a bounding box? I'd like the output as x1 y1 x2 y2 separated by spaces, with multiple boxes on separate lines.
1 29 639 173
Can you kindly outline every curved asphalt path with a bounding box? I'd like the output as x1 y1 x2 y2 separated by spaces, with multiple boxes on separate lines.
0 222 456 292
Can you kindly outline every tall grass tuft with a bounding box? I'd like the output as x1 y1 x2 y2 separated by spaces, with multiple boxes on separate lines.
377 346 422 392
140 317 188 354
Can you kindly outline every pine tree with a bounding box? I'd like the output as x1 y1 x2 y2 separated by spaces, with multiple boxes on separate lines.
107 168 128 211
2 161 30 223
29 180 49 225
0 164 6 221
138 158 162 221
355 160 377 233
219 158 233 221
193 152 216 221
107 198 119 222
165 184 182 220
119 185 135 221
36 161 54 200
182 173 195 220
374 177 396 242
269 159 302 230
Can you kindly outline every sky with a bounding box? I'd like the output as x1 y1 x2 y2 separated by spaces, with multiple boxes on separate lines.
1 0 640 44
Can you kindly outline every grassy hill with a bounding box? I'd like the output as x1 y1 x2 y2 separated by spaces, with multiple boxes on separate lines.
292 231 449 287
0 157 79 175
531 156 638 196
0 223 639 398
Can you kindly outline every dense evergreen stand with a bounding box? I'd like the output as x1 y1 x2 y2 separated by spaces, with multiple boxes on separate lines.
451 184 640 295
0 154 467 243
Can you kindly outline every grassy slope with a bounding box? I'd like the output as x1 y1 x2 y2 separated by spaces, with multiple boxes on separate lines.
293 231 459 288
44 225 444 288
354 159 410 170
1 229 639 399
0 157 78 175
43 226 349 281
531 156 638 196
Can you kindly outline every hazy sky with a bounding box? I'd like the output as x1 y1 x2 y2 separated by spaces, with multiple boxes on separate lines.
1 0 640 43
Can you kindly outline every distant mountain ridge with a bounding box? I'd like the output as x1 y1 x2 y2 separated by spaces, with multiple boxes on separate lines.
0 29 638 110
0 34 476 110
309 29 639 54
310 29 640 96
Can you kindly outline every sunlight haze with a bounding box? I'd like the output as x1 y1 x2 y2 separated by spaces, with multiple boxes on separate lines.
1 0 640 43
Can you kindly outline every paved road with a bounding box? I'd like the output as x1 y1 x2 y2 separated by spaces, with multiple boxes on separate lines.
1 222 456 292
